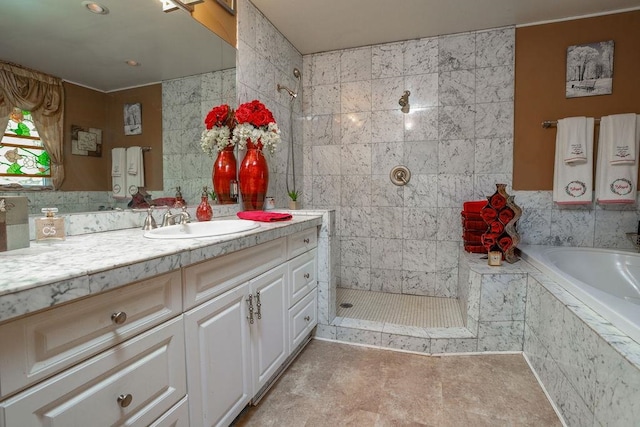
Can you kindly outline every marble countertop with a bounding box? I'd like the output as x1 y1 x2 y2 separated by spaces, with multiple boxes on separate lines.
0 213 323 325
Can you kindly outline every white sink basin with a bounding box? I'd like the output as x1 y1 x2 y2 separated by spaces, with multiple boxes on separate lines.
143 220 260 239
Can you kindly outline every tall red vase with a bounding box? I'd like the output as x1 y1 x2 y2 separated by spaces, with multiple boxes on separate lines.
239 140 268 211
213 146 237 204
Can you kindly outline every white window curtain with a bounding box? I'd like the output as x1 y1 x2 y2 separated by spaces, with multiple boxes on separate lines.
0 61 65 189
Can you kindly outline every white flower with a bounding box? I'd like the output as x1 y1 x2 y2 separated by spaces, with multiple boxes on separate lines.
231 122 281 155
200 126 232 157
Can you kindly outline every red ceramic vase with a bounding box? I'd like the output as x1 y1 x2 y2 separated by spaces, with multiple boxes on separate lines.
239 140 269 211
213 146 237 204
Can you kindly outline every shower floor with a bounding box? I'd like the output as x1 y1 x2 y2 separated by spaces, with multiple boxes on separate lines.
336 288 465 328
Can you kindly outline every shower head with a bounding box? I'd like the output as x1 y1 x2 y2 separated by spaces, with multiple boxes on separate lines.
277 83 297 99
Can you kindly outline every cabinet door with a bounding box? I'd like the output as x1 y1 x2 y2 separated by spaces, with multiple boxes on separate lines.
0 317 186 427
249 264 288 397
184 282 252 427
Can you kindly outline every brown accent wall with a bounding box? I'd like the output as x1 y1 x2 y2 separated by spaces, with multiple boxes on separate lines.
106 85 163 191
193 0 237 48
61 83 109 191
61 83 163 191
514 10 640 190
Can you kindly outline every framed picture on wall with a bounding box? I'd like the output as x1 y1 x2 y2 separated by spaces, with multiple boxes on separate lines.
124 102 142 135
566 40 614 98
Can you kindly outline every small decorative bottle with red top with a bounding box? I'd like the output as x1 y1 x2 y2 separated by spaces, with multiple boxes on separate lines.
196 186 213 222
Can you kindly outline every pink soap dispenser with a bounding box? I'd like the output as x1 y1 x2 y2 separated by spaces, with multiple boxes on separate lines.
196 186 213 222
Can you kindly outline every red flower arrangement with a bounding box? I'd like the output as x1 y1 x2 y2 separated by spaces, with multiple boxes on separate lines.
231 100 281 154
201 104 234 157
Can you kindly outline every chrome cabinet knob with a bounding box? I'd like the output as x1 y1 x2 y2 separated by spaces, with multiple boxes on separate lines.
303 238 310 244
117 393 133 408
303 273 310 279
304 316 311 322
111 311 127 325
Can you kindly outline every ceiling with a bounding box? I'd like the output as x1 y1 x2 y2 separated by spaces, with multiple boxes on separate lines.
251 0 640 55
0 0 236 92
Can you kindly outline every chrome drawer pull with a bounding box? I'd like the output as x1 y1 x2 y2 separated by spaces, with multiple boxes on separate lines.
247 295 254 324
303 273 310 279
255 291 262 320
303 238 310 244
111 311 127 325
304 316 311 322
117 393 133 408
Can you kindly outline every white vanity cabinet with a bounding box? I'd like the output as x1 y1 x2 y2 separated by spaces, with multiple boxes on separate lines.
183 228 318 427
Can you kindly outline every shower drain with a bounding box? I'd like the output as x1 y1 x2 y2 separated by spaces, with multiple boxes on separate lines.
339 303 353 308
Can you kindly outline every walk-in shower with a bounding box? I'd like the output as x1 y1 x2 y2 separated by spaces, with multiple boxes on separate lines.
277 68 301 196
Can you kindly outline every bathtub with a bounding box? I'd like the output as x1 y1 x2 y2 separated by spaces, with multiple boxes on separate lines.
520 245 640 345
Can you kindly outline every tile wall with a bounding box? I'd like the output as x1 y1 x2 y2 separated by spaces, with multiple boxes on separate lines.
162 68 237 205
300 28 515 297
524 269 640 426
236 0 304 209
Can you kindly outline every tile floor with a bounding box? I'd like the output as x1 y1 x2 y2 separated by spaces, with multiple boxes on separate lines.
232 339 562 426
337 288 465 328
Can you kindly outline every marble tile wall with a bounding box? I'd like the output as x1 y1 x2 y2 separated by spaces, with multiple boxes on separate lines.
236 0 304 209
162 68 236 205
524 271 640 427
301 28 515 297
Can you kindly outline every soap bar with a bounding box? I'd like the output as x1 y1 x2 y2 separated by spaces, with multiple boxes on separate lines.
0 196 30 252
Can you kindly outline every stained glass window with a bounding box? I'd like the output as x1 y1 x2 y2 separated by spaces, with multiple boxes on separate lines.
1 108 51 187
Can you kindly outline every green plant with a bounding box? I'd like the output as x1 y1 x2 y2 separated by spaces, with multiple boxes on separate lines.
288 189 299 202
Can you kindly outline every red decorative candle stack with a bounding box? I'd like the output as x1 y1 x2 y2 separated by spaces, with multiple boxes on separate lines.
480 184 522 263
461 200 489 253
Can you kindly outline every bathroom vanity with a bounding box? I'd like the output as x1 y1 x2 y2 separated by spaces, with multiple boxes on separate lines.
0 214 322 426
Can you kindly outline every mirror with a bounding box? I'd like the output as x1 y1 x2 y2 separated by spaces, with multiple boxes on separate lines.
0 0 237 213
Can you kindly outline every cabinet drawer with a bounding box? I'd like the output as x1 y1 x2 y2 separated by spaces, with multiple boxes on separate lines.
149 396 188 427
288 249 317 308
287 228 317 259
288 289 317 353
0 316 186 427
183 237 286 310
0 270 182 398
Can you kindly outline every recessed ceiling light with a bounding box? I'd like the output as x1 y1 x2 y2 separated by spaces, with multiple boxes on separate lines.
82 1 109 15
125 60 141 67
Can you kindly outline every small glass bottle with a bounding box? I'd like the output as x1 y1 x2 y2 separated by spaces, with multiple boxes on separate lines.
196 187 213 222
35 208 65 242
174 186 185 208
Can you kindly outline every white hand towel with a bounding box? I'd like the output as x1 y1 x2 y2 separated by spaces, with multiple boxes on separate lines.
553 117 594 205
596 115 640 204
111 148 127 199
126 146 145 196
605 113 638 165
558 117 589 164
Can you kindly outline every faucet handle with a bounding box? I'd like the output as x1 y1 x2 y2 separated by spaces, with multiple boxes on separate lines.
181 206 191 223
161 209 173 227
142 207 157 230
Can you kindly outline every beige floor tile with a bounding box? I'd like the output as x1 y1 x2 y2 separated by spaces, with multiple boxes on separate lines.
232 340 561 427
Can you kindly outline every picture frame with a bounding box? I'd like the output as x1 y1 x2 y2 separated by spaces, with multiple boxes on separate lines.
124 102 142 136
566 40 614 98
216 0 235 15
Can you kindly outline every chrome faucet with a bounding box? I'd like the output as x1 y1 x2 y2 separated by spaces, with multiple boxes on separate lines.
161 207 191 227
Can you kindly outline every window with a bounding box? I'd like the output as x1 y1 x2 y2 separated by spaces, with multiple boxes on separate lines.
0 108 51 187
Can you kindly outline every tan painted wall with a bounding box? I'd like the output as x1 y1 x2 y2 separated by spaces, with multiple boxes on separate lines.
513 10 640 190
193 0 237 48
61 83 163 191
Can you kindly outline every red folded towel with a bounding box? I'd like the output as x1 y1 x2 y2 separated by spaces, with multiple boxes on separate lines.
480 206 498 223
464 244 488 254
463 200 487 212
498 208 515 225
237 210 293 222
461 211 483 221
463 220 488 231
